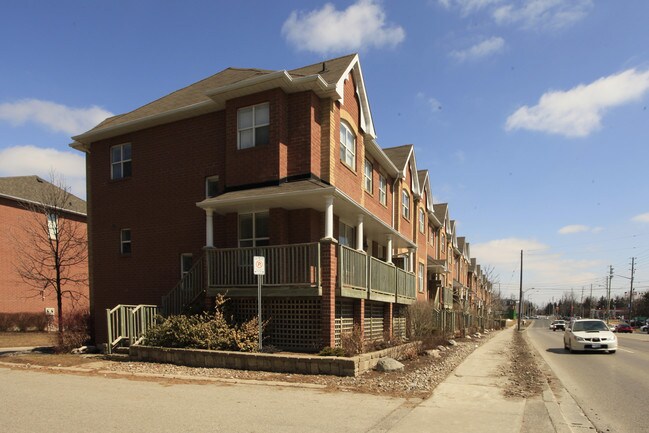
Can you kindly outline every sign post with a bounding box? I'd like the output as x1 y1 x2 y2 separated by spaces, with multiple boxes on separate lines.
253 256 265 351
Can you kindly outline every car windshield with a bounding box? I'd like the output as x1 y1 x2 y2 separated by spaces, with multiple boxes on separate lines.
572 321 609 332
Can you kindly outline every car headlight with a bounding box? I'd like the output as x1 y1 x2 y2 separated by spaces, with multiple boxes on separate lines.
576 336 585 342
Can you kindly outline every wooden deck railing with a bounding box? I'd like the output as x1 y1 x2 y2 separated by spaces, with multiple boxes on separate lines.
396 267 417 303
339 245 368 292
161 254 205 316
369 256 396 298
106 304 158 354
206 243 320 288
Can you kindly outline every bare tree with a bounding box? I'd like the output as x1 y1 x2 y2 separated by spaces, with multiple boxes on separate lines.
10 173 88 337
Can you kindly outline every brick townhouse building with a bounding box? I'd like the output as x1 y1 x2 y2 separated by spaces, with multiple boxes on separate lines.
72 53 492 351
0 176 88 319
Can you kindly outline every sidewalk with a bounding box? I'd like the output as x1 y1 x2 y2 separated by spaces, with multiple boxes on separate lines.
382 326 585 433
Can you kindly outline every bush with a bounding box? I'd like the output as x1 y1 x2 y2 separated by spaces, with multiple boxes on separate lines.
143 294 265 352
54 310 91 353
0 312 49 331
319 346 346 357
340 324 364 356
407 301 438 339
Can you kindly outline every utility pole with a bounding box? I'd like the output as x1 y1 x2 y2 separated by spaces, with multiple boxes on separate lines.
629 257 636 322
606 265 614 323
580 287 584 318
517 250 523 331
589 284 593 318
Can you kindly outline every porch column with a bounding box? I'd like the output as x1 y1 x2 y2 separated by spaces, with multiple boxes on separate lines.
356 214 364 251
386 235 393 263
408 247 415 273
324 195 334 240
205 208 214 247
320 238 338 348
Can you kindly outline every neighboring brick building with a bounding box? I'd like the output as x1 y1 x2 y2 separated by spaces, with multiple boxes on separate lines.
0 176 88 319
72 54 492 350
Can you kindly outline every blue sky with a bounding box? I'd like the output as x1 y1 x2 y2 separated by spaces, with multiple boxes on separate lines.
1 0 648 309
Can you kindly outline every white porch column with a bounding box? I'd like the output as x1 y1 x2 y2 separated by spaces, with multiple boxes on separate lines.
205 208 214 247
386 235 393 263
324 195 334 240
356 214 364 251
408 247 416 273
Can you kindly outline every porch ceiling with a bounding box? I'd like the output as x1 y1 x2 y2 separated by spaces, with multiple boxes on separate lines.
196 179 415 249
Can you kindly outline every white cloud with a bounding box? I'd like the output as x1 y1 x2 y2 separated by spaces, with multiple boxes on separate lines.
416 92 443 112
438 0 503 16
505 68 649 137
450 36 505 62
558 225 604 234
493 0 593 31
558 225 588 234
0 145 86 198
471 237 602 301
632 213 649 223
0 99 112 136
282 0 405 54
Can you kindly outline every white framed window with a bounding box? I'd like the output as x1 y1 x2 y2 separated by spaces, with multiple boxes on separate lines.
205 175 219 198
418 208 425 233
338 221 356 247
47 213 58 240
111 143 132 180
378 174 387 205
120 229 131 255
363 159 373 192
238 211 269 247
419 262 425 293
401 189 410 220
237 103 269 149
340 122 356 168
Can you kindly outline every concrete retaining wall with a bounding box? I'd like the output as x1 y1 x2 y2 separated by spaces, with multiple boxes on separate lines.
130 341 421 377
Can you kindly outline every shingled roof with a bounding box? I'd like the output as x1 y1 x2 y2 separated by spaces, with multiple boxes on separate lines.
0 176 86 215
73 53 362 147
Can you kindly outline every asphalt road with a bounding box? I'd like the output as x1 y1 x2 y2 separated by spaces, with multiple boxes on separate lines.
526 318 649 433
0 368 409 433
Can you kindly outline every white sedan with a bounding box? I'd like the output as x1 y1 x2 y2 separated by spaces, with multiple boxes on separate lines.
563 319 617 354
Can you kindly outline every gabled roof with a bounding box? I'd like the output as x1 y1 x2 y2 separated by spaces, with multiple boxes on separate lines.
72 53 379 150
433 203 449 232
0 176 86 215
383 144 421 196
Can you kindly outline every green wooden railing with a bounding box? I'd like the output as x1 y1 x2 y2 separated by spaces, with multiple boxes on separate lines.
396 267 417 304
161 254 205 316
340 245 368 293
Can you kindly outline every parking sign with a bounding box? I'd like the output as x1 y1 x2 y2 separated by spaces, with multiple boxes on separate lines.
253 256 265 275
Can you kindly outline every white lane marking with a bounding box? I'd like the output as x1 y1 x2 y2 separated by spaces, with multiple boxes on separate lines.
618 347 634 353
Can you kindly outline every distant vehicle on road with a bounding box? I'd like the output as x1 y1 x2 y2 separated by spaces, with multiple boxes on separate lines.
550 320 566 331
614 323 633 333
564 319 617 354
640 323 649 333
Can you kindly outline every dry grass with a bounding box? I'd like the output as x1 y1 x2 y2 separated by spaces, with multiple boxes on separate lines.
0 332 56 348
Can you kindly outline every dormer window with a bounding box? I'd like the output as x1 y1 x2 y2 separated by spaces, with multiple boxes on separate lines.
238 103 269 149
340 122 356 168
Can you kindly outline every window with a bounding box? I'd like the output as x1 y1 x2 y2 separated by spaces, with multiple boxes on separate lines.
47 213 58 240
401 189 410 220
205 175 219 198
340 122 356 168
180 253 193 277
419 208 425 233
238 103 269 149
378 174 387 205
419 263 425 293
111 143 131 180
238 212 269 247
338 221 356 247
363 159 373 192
120 229 131 255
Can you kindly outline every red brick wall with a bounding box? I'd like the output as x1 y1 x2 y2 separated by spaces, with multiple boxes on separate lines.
0 198 89 315
88 112 222 343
